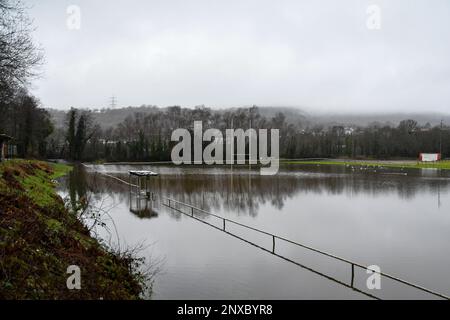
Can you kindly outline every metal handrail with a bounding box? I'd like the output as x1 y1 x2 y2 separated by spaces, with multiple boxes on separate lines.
164 197 450 300
84 165 450 300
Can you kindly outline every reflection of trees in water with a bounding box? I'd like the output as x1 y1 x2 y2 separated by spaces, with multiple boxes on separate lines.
66 167 88 209
59 165 450 218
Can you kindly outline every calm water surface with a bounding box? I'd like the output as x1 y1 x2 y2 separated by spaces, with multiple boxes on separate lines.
58 164 450 299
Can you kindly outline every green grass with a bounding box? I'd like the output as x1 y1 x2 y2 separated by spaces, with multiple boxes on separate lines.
49 162 73 179
0 160 73 207
282 159 450 170
21 171 59 207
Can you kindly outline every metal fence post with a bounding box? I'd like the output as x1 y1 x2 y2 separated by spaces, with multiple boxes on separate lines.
159 196 450 300
351 263 355 287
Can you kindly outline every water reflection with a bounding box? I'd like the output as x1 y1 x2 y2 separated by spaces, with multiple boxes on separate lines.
60 164 450 219
129 197 159 219
57 164 450 299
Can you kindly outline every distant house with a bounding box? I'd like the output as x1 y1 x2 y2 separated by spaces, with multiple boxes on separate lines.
0 134 15 162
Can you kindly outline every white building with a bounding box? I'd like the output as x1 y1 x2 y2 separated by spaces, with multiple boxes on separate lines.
419 153 441 162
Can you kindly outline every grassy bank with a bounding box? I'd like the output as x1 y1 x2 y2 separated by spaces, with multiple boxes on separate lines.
282 159 450 170
0 160 145 299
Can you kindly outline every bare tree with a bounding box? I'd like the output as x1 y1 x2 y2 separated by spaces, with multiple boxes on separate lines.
0 0 43 104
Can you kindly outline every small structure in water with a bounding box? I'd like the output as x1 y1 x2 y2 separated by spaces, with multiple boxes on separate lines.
129 170 159 217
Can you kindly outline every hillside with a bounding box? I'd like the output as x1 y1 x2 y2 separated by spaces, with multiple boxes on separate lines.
0 160 146 299
47 106 450 130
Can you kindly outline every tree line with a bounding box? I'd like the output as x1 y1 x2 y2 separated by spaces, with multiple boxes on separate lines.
45 106 449 162
0 0 53 158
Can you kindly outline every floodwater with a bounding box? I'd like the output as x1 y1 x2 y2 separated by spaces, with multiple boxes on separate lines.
57 164 450 299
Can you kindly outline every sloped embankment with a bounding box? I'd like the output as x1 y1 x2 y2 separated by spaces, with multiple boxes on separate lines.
0 160 143 299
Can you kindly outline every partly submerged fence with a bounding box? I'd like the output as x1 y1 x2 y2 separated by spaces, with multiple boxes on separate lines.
84 164 450 300
163 197 450 300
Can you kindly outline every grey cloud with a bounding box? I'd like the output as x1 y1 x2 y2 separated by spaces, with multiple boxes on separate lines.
27 0 450 113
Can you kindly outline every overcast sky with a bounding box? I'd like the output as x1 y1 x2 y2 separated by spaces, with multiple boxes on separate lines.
27 0 450 113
